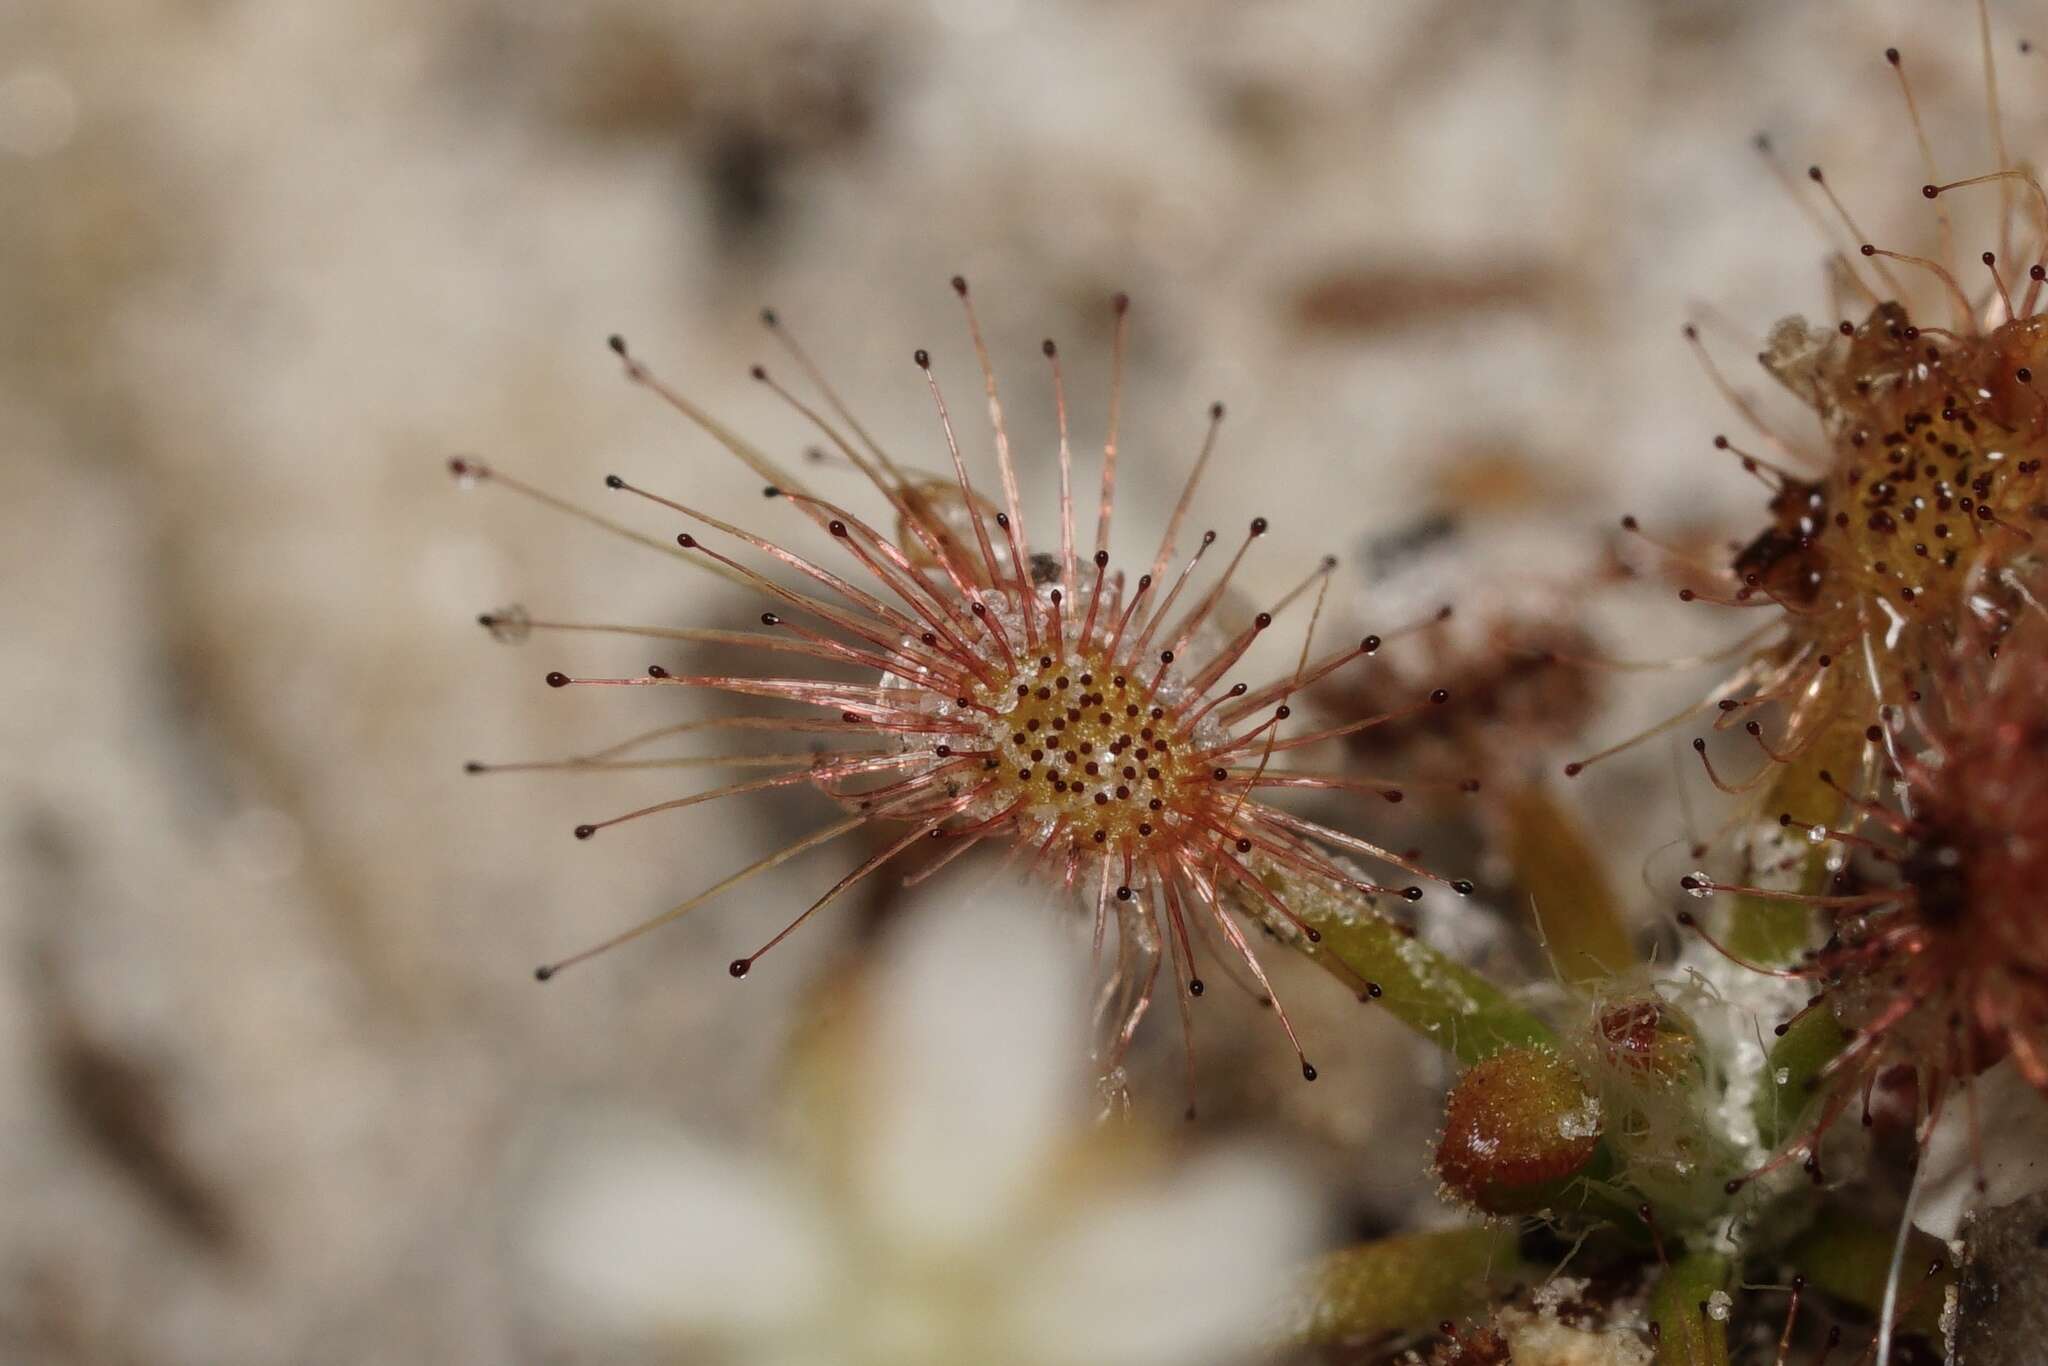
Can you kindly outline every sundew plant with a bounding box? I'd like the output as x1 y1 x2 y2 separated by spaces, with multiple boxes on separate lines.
462 10 2048 1365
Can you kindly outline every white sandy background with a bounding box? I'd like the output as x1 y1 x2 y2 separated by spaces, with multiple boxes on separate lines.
0 1 2034 1360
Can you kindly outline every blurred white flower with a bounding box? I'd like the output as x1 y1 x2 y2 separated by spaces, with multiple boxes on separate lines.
521 890 1317 1365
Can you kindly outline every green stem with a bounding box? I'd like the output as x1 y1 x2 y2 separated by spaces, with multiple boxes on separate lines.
1278 1225 1525 1347
1499 780 1637 982
1783 1214 1952 1338
1754 1005 1847 1149
1725 711 1862 963
1724 885 1819 966
1287 883 1555 1064
1650 1250 1732 1366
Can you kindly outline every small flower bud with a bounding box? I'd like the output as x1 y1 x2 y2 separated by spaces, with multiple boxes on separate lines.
1435 1046 1602 1214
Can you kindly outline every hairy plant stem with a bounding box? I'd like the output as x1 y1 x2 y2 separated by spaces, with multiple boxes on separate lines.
1650 1249 1731 1366
1278 1225 1525 1347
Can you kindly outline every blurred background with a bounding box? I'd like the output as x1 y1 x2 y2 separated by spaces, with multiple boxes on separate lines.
0 1 2034 1360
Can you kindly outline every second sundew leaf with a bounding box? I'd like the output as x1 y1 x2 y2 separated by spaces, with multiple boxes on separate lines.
1497 779 1636 983
1265 867 1555 1065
